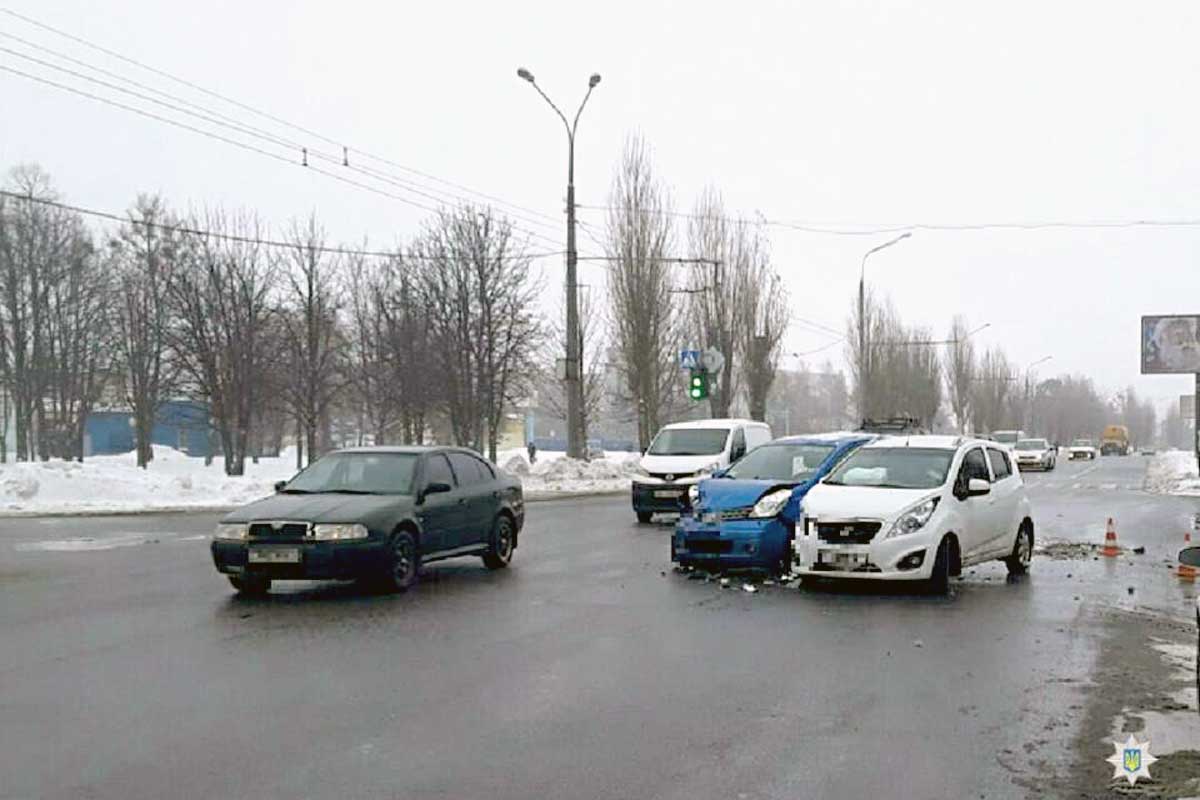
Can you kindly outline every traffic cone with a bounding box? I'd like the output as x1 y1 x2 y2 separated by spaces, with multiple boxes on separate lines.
1101 518 1121 558
1179 531 1197 582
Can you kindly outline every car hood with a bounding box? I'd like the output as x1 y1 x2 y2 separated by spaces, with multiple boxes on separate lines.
802 484 938 521
640 453 723 474
695 478 804 511
222 492 412 524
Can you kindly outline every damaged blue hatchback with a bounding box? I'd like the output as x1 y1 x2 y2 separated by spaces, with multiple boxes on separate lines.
672 433 875 574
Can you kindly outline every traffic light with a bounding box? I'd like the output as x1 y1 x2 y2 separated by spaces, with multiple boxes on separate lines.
688 369 709 401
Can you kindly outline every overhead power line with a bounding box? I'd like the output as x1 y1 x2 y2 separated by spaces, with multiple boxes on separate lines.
0 63 566 247
0 37 560 235
576 204 1200 237
0 190 566 262
0 6 563 228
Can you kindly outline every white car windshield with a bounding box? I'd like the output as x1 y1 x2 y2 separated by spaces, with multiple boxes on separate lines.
1015 439 1049 451
992 432 1020 444
647 428 730 456
823 447 955 490
723 443 836 482
1072 439 1096 447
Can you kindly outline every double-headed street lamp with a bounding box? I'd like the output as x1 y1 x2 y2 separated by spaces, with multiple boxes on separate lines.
857 231 912 417
517 67 601 461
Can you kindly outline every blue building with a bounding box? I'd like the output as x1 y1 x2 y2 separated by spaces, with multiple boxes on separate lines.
84 400 214 458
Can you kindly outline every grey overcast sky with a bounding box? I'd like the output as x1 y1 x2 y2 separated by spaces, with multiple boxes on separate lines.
2 0 1199 411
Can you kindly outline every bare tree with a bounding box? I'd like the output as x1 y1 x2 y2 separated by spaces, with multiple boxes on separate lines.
42 224 111 460
0 166 76 460
605 136 681 450
417 205 544 461
944 315 976 433
686 188 745 417
279 216 346 467
167 211 278 476
970 347 1017 434
740 249 788 422
346 252 400 445
110 195 179 467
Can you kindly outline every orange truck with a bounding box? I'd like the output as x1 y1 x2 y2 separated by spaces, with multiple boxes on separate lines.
1100 424 1130 456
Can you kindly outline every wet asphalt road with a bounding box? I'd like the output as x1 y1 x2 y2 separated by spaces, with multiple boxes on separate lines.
1 456 1197 800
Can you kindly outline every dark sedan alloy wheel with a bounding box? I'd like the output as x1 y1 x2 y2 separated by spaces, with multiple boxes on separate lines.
484 516 514 570
385 531 419 592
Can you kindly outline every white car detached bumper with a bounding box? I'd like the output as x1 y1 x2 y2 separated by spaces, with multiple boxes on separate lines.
792 519 937 581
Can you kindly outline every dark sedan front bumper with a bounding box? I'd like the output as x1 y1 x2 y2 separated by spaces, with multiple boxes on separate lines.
211 538 390 581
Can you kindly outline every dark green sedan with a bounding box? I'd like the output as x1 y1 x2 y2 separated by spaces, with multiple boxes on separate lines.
211 446 524 595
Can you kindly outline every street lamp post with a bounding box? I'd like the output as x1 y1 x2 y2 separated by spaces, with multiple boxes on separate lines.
517 68 600 461
1023 355 1053 430
857 232 912 419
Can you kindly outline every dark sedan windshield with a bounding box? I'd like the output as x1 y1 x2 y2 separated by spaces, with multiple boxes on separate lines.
723 443 836 482
824 447 954 489
284 453 418 494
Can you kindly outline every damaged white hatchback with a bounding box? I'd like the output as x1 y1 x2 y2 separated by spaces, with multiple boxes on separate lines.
792 436 1034 594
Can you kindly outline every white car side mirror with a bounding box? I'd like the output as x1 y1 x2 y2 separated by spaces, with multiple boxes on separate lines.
967 478 991 496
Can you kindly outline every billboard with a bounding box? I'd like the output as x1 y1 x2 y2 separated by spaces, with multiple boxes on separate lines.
1141 315 1200 374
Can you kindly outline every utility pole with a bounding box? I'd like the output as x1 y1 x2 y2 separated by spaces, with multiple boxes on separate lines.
518 68 601 460
857 232 911 420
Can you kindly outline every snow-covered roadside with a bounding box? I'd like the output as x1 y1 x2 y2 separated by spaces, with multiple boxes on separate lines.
0 446 642 517
499 451 640 496
0 445 297 516
1144 450 1200 496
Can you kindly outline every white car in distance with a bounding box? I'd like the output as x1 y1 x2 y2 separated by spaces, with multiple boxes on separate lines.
1013 438 1056 471
1068 438 1099 461
793 436 1035 593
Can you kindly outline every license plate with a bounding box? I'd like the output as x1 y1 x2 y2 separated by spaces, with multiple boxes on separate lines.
655 490 682 499
248 547 300 564
821 550 865 569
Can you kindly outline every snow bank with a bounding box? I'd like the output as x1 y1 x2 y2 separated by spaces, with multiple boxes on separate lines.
1144 450 1200 496
502 452 641 496
0 445 296 516
0 444 640 517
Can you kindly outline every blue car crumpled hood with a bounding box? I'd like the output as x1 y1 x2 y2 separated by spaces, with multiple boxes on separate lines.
694 477 817 521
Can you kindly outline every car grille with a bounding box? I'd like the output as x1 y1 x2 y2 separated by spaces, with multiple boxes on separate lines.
248 522 310 541
700 506 752 523
650 471 694 482
816 521 882 545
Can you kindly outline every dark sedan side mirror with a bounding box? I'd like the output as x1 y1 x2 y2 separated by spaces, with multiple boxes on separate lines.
420 481 453 503
274 480 287 493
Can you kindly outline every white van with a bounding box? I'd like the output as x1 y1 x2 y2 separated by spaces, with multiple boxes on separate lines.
631 418 772 523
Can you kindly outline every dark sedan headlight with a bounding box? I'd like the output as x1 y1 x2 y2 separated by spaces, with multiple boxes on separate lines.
312 524 370 541
213 523 248 541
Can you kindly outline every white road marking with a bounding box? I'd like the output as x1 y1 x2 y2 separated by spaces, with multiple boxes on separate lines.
15 532 174 552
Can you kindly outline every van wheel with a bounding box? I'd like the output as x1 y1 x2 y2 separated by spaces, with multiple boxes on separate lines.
483 515 515 570
926 538 951 595
636 511 653 524
1005 524 1033 575
229 575 270 595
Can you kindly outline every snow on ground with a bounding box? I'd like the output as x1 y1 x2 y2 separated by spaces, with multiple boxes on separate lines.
1144 450 1200 496
497 449 641 496
0 445 642 517
0 445 297 516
